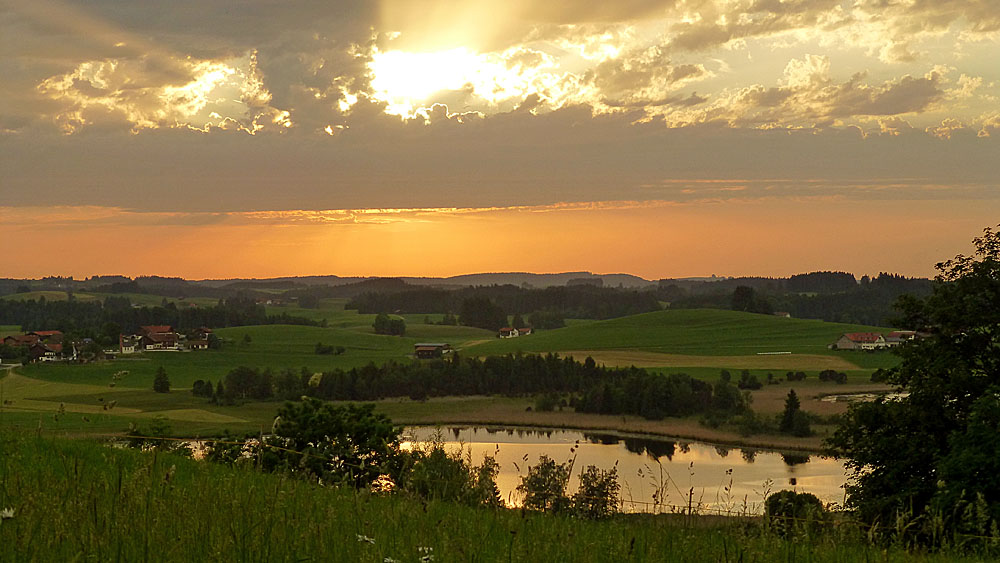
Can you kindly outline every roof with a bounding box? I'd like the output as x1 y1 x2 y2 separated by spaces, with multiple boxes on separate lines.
28 330 63 337
140 325 173 335
887 331 916 338
413 343 451 348
499 327 515 332
30 342 62 353
843 332 883 342
146 333 178 343
5 334 39 346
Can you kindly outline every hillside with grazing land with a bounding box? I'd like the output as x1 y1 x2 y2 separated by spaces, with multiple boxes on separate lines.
462 309 898 370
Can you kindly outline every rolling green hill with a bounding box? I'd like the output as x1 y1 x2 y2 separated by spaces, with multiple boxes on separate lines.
463 309 891 358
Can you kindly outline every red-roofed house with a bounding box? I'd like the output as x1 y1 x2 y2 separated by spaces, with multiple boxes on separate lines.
4 334 39 348
834 332 887 351
498 327 519 339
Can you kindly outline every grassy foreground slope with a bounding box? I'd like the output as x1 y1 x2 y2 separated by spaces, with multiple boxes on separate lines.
0 430 968 562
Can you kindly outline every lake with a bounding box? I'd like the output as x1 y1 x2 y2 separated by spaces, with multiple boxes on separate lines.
402 426 849 514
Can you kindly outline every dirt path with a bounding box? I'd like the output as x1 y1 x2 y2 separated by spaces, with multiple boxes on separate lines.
562 350 861 371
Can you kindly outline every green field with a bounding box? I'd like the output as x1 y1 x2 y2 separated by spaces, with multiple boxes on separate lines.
465 309 893 356
1 304 902 441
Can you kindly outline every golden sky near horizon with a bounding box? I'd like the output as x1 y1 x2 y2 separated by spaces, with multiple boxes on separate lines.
1 0 998 279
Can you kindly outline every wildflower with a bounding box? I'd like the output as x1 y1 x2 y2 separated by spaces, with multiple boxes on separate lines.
418 546 434 561
356 534 375 544
0 508 14 519
383 558 400 563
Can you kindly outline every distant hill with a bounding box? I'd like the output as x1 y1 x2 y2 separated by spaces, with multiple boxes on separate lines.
402 272 655 288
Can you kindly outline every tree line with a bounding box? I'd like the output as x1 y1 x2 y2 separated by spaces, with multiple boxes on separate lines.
199 353 750 421
0 294 320 347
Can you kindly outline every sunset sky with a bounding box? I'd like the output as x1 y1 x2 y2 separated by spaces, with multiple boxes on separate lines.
1 0 997 280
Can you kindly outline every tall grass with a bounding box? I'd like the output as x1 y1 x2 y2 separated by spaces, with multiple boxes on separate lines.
0 430 979 562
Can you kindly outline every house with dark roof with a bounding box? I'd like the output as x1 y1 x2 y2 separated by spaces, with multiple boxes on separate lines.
885 331 918 347
414 343 452 359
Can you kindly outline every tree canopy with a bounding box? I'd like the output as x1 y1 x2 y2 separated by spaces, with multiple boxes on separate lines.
827 226 1000 534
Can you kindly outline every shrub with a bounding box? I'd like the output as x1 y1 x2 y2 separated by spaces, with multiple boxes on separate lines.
534 393 559 412
818 369 847 384
572 465 621 519
764 490 829 536
517 455 571 513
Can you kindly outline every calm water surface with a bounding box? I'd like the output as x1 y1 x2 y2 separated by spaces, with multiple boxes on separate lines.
403 426 848 514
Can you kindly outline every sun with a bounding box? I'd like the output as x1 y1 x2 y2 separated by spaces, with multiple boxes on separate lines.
368 46 553 117
368 47 484 115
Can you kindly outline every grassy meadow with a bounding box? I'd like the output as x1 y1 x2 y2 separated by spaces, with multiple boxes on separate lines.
0 430 982 563
1 298 902 448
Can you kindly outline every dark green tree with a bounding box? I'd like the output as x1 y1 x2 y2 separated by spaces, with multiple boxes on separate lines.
459 296 508 331
511 312 525 329
779 389 810 437
517 455 571 513
373 313 405 336
263 399 401 487
828 225 1000 530
152 366 170 393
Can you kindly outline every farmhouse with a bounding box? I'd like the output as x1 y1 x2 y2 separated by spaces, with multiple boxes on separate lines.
499 327 519 338
29 341 62 362
119 335 142 354
3 334 39 348
27 330 64 343
186 339 209 350
834 332 886 351
885 331 918 347
140 326 180 350
498 327 532 338
414 343 452 359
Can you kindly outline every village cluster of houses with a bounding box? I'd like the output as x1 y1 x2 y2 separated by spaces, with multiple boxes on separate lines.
832 331 920 351
2 325 212 363
119 325 212 354
2 330 66 362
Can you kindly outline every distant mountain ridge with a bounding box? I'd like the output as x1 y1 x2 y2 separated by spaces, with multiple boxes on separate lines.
187 272 656 289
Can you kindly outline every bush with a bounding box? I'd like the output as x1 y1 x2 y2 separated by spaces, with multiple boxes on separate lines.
534 393 559 412
404 441 502 508
517 455 571 513
764 490 829 536
737 370 762 390
572 465 621 519
818 369 848 384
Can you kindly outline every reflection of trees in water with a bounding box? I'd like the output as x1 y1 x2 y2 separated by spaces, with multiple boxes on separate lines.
584 433 619 446
715 445 731 458
741 448 757 463
781 453 810 466
643 440 677 461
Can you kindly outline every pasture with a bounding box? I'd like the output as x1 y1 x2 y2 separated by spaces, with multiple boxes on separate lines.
463 309 900 371
1 302 900 446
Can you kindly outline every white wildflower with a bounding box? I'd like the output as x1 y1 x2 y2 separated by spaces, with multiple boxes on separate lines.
356 534 375 544
0 508 14 519
383 558 400 563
